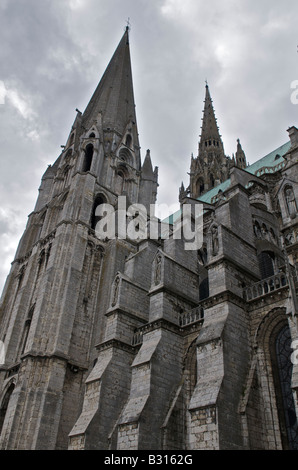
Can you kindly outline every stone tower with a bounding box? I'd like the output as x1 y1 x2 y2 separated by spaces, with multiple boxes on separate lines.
1 27 298 451
188 83 233 199
0 27 158 450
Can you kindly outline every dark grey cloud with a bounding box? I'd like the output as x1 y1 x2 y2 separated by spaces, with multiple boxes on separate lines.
0 0 297 293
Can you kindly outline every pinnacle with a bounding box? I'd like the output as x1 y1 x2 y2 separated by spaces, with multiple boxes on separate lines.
142 149 154 177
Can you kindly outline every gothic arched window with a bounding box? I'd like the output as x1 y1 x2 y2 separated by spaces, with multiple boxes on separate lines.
199 277 209 300
125 134 132 147
91 194 107 230
196 178 204 196
82 144 94 172
118 148 132 165
258 251 275 279
115 163 129 194
0 383 15 436
253 221 261 238
20 305 35 356
17 264 26 289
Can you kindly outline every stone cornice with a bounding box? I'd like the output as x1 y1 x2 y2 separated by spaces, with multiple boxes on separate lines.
201 289 247 310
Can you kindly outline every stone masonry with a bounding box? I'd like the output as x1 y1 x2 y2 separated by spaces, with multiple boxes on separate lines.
0 28 298 450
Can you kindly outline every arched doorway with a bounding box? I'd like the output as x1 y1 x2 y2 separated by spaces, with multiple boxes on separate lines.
272 324 298 449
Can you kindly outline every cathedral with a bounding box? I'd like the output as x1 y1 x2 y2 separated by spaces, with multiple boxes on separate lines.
0 27 298 450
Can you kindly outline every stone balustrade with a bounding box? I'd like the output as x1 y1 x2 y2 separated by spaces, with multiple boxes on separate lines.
244 272 288 302
131 331 143 346
179 305 204 327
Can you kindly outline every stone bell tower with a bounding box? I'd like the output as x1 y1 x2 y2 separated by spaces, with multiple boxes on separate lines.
0 27 157 450
189 83 233 199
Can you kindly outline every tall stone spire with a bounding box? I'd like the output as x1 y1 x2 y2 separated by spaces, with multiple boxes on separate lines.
81 27 139 148
189 83 231 199
199 82 224 154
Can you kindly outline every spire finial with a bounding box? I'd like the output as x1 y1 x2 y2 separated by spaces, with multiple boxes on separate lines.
205 79 208 88
126 17 131 32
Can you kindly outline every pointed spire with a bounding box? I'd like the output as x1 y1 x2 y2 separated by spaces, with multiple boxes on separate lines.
189 83 231 199
199 83 223 153
81 28 138 144
235 138 247 169
142 149 154 178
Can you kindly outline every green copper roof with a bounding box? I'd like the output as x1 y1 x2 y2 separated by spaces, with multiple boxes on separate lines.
244 141 291 176
162 209 182 226
162 140 291 224
196 140 291 204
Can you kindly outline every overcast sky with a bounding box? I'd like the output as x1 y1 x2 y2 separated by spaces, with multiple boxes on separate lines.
0 0 297 294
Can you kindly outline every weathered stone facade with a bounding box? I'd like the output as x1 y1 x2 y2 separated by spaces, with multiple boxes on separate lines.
0 28 298 450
